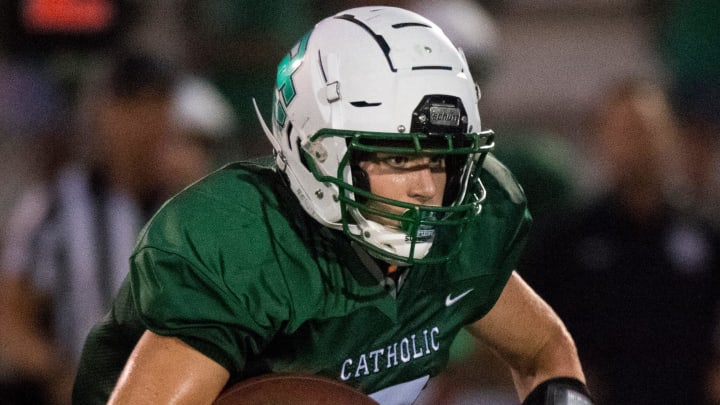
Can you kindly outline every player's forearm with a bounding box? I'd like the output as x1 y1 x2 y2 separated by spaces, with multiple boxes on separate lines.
509 322 585 401
466 272 586 400
108 331 229 405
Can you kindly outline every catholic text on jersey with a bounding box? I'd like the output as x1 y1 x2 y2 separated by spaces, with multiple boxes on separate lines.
339 327 440 381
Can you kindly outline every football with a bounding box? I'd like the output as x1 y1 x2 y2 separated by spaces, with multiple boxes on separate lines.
213 373 379 405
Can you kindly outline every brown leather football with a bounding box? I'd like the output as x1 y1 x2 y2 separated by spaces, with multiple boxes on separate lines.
213 373 379 405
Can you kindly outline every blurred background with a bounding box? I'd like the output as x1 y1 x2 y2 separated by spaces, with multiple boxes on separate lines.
0 1 718 404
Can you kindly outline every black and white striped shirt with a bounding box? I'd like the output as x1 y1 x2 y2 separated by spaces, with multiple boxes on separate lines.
1 164 159 362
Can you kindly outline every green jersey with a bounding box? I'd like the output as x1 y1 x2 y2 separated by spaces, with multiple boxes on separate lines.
73 156 531 405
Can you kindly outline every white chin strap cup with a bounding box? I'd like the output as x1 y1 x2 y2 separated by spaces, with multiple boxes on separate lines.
351 211 433 266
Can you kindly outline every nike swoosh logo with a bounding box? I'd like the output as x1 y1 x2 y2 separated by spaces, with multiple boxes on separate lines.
445 289 474 307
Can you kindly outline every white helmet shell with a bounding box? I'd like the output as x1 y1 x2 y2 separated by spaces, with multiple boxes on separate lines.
257 6 487 264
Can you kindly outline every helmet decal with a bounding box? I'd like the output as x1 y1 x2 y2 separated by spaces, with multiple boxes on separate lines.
274 30 312 127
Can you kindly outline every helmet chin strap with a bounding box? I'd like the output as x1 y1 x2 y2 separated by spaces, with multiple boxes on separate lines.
348 207 433 266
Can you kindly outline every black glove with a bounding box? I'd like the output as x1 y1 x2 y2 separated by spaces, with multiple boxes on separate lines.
521 377 593 405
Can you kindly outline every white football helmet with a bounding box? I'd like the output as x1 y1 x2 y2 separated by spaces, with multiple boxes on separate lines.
256 6 494 265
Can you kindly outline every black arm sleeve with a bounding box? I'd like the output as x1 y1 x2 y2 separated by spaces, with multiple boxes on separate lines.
522 377 593 405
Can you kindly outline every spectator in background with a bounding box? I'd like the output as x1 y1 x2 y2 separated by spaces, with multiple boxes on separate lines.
0 57 66 230
520 77 720 405
0 54 69 405
658 4 720 400
658 0 720 226
164 73 237 194
671 80 720 228
0 52 234 405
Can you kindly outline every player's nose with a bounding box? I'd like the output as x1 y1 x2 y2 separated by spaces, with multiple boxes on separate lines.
408 165 439 204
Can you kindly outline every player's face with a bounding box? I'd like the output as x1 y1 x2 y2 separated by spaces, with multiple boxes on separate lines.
358 153 446 227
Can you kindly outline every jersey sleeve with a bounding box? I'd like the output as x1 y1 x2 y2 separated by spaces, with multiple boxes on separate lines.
453 154 533 321
131 247 272 373
481 153 533 273
127 166 293 374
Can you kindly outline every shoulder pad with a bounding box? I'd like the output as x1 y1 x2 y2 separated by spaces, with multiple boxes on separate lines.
481 153 526 205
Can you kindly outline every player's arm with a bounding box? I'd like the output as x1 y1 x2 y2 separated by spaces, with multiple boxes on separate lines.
466 271 590 403
108 330 230 405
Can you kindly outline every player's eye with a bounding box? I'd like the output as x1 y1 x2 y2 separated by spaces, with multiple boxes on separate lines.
371 153 447 172
428 155 446 169
376 154 446 170
384 155 410 168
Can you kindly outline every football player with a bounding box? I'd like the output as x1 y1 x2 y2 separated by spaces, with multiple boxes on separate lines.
73 6 591 405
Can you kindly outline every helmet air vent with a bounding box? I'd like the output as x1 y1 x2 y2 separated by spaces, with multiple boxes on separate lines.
411 66 453 71
350 101 382 107
391 22 431 29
